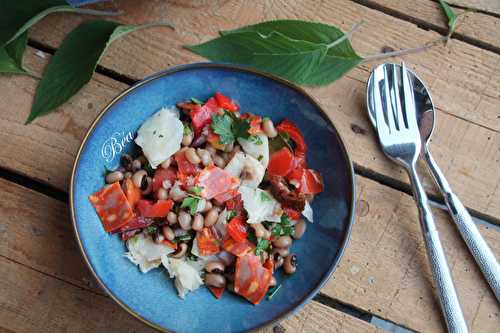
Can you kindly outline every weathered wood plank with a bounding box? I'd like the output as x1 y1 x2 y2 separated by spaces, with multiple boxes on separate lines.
0 257 379 333
0 33 498 223
3 0 494 219
361 0 500 50
448 0 500 15
0 176 498 333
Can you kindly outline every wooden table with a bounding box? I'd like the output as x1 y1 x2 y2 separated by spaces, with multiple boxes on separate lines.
1 1 499 332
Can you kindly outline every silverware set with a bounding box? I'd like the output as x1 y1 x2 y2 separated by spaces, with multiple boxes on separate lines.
366 63 500 333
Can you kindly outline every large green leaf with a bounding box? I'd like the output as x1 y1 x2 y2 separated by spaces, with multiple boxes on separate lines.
189 19 362 86
0 0 121 47
186 31 328 85
0 31 29 75
26 20 173 124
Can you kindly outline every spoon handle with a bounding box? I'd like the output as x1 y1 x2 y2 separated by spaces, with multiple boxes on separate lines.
425 149 500 302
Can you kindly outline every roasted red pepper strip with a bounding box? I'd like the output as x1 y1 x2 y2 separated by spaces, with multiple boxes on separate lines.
226 216 248 243
225 194 244 217
267 147 294 177
152 167 177 193
214 92 239 112
89 182 135 233
122 178 141 208
208 286 225 299
234 254 272 305
197 227 220 256
175 151 199 176
190 97 220 133
162 239 178 250
197 166 239 199
287 168 324 195
241 113 262 135
137 199 174 218
276 119 307 154
222 236 254 257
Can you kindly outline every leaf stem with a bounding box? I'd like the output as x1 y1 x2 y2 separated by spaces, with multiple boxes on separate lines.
70 8 124 17
326 21 363 49
361 36 446 62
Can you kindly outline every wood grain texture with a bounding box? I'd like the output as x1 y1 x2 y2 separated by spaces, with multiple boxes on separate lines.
0 183 378 333
448 0 500 15
0 1 497 220
361 0 500 50
0 176 498 333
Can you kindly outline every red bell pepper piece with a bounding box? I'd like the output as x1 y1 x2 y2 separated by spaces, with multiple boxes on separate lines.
197 166 239 199
267 147 294 177
263 257 274 273
222 236 254 257
225 194 244 217
175 151 199 176
137 199 174 218
234 254 273 305
287 168 324 195
190 97 220 133
240 113 262 135
282 206 301 220
227 216 248 243
208 286 225 299
276 119 307 154
122 178 142 208
89 182 135 233
197 227 221 256
152 167 177 193
214 92 239 112
162 239 178 250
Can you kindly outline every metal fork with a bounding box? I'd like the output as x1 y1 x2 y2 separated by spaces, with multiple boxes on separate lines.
371 63 468 333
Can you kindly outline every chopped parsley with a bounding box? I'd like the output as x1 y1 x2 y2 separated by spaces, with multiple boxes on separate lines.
191 97 203 105
226 210 237 221
257 155 264 162
269 132 292 153
254 238 270 256
211 112 251 145
249 134 263 145
183 123 193 136
144 162 154 176
181 197 200 215
189 186 202 196
144 225 158 235
260 191 272 202
159 134 164 138
174 234 192 242
272 214 295 237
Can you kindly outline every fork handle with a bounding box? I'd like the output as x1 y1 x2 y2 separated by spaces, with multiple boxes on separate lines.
424 150 500 302
408 166 469 333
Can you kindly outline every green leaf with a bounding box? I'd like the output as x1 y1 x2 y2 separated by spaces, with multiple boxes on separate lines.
25 20 173 124
0 1 122 47
211 113 235 144
438 0 458 36
191 97 203 105
181 197 199 215
254 238 270 256
189 186 202 196
220 19 363 86
226 210 237 221
272 214 295 237
260 191 272 202
0 31 29 75
186 30 328 85
232 117 251 140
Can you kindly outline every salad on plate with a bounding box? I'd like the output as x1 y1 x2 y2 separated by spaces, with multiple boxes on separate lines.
89 92 324 305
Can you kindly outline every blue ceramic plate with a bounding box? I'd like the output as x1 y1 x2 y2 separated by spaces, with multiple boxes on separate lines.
71 63 355 333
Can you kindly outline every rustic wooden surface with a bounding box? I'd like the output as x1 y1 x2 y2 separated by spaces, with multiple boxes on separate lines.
0 1 499 332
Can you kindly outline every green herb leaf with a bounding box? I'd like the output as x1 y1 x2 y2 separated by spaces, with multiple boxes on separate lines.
181 196 200 215
254 238 270 256
191 97 203 105
144 225 158 235
144 162 154 176
189 186 203 196
439 0 458 37
211 113 235 144
186 30 328 85
0 1 122 47
183 123 193 136
25 20 173 124
0 31 29 75
226 210 237 221
249 134 263 145
174 234 192 242
257 155 264 162
272 214 295 237
269 132 293 153
232 117 251 140
260 191 272 202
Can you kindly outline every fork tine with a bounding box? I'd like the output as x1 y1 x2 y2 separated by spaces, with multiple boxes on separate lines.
383 65 397 133
391 64 405 130
401 63 417 130
372 66 389 138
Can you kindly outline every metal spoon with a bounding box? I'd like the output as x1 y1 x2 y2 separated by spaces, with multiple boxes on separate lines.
367 64 500 302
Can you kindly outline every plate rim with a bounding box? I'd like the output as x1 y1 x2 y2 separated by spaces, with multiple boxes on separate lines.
70 62 357 333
